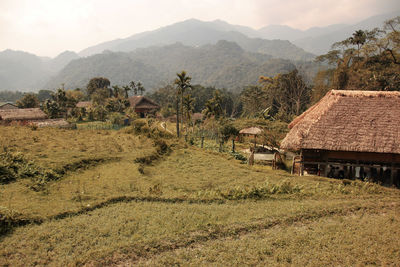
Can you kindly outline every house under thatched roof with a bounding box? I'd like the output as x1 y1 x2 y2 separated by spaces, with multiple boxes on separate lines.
281 90 400 187
0 108 47 123
239 127 262 136
128 96 159 117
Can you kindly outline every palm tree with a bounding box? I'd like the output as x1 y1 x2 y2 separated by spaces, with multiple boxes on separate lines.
137 82 145 96
122 85 131 98
129 81 138 96
174 71 192 137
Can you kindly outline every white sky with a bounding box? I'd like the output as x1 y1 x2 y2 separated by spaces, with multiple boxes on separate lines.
0 0 399 57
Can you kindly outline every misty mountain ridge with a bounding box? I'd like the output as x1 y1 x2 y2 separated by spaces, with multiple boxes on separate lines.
0 11 397 91
79 18 314 61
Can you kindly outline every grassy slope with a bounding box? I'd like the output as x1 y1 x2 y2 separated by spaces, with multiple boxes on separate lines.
0 126 399 266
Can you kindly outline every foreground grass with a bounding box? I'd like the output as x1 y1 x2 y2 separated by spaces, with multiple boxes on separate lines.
2 198 398 266
137 204 400 267
1 125 399 266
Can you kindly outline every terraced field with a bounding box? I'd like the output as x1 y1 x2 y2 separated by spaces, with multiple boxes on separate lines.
1 126 399 266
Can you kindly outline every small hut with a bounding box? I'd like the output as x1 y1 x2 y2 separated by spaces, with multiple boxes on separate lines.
0 102 18 110
281 90 400 187
0 108 47 125
128 96 159 117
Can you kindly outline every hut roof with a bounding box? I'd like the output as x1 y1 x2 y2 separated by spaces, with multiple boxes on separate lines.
0 102 17 109
76 101 91 108
281 90 400 154
0 108 47 121
239 127 263 135
128 96 159 109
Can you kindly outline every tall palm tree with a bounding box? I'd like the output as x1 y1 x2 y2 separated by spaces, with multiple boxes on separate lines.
129 81 138 96
174 71 192 137
137 82 145 96
122 85 131 98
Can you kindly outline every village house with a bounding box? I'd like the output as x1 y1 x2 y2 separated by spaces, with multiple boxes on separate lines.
281 90 400 187
0 102 18 110
0 108 48 125
128 96 159 117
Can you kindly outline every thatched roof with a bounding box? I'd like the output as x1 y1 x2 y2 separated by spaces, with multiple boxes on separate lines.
0 102 17 109
128 96 159 109
239 127 263 135
76 101 91 108
281 90 400 154
0 108 47 121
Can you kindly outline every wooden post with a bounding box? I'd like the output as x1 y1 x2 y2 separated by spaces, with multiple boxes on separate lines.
390 162 395 186
201 136 204 148
300 149 304 176
231 139 235 153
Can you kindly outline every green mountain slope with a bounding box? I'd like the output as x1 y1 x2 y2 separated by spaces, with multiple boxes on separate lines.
47 41 296 92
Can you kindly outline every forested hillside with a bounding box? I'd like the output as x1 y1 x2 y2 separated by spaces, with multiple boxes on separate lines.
47 41 297 92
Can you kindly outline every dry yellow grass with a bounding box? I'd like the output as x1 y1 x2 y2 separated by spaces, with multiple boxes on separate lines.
0 125 399 266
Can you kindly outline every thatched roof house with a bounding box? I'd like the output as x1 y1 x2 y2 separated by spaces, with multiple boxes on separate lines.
281 90 400 187
0 108 47 124
0 102 18 110
128 96 159 117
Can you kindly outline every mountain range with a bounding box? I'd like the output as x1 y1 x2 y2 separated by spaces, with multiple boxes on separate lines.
0 11 397 92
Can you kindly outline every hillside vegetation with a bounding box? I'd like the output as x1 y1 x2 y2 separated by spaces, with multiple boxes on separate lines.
0 125 399 266
46 41 298 92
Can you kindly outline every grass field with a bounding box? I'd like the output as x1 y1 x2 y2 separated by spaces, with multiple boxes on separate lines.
1 125 399 266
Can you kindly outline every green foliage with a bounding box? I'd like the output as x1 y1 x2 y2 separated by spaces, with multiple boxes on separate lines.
87 77 111 96
314 17 400 96
16 93 39 108
0 150 59 187
47 42 298 92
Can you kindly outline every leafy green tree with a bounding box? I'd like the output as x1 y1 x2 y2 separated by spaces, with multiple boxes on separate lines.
16 93 39 108
87 77 111 96
315 17 400 93
240 85 268 117
203 90 224 119
182 94 195 131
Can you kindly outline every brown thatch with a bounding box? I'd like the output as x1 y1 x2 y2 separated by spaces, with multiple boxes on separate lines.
0 108 47 121
0 102 18 110
239 127 263 135
76 101 91 108
31 119 72 128
281 90 400 154
128 96 159 109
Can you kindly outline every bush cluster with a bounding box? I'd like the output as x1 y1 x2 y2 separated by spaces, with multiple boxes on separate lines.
0 150 59 189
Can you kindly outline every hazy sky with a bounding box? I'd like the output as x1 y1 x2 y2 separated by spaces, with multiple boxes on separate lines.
0 0 399 57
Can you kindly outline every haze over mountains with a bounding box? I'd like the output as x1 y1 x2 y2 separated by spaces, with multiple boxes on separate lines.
0 11 397 92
